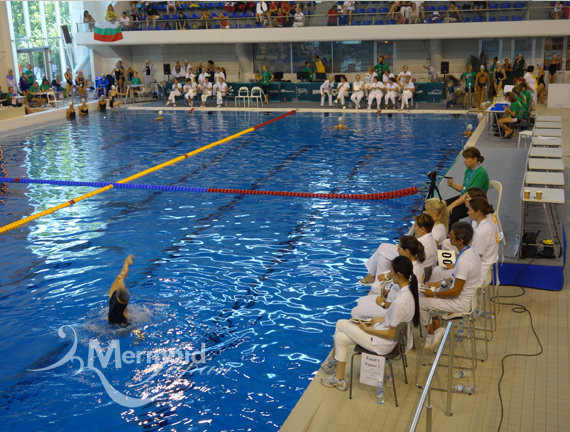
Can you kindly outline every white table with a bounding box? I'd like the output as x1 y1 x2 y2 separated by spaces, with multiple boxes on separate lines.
534 121 562 129
519 187 564 258
536 115 561 122
528 158 564 171
532 137 562 147
525 171 564 188
533 128 563 137
529 147 563 158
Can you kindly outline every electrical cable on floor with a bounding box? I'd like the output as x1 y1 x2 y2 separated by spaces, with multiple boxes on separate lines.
490 258 543 432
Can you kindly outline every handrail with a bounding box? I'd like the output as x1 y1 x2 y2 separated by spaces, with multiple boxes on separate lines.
76 4 565 33
408 321 453 432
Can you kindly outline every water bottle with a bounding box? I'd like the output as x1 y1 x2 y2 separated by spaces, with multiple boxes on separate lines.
453 369 473 379
376 378 384 405
386 371 393 386
513 234 520 256
452 384 475 395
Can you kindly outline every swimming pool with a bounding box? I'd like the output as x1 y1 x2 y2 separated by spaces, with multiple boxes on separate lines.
0 111 471 431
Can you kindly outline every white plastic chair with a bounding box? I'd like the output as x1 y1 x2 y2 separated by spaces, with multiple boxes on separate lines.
489 180 506 245
234 86 250 107
250 86 263 107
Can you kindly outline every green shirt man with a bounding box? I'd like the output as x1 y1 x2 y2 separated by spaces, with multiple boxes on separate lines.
374 57 389 76
24 67 35 85
262 68 272 85
302 62 313 81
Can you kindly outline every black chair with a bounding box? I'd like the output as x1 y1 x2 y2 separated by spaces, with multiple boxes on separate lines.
349 321 409 406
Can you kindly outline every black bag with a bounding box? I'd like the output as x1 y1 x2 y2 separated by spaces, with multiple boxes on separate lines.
521 230 540 258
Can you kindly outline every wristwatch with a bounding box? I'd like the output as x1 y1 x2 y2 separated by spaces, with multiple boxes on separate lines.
380 301 386 308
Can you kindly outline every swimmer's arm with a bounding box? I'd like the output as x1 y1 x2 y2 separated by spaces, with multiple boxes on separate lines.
109 255 134 298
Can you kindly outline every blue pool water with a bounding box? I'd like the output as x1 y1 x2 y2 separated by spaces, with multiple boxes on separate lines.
0 111 471 431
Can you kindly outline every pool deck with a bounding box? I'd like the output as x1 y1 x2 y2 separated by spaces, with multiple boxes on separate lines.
279 106 570 432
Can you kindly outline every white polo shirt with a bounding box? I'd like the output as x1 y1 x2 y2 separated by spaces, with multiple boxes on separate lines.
370 286 414 355
452 247 482 303
418 232 437 269
432 223 447 245
471 214 499 278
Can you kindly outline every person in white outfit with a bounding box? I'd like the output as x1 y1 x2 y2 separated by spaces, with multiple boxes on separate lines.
319 256 420 391
523 65 537 105
352 236 425 320
420 222 482 350
334 76 350 108
424 198 449 246
200 76 213 106
214 77 228 107
400 76 415 110
350 74 365 109
382 69 394 84
364 66 378 97
185 66 195 83
320 76 334 107
142 60 153 91
367 76 384 109
384 76 398 108
198 70 210 86
214 67 225 85
183 78 197 106
467 197 499 279
397 65 412 86
360 213 437 286
166 78 182 106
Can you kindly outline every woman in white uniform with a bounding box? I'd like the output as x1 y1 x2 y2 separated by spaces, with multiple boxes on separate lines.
424 198 449 246
466 197 499 279
360 213 436 286
367 76 384 109
200 76 213 106
384 76 398 109
320 76 334 107
400 76 415 110
364 66 377 97
334 76 350 108
420 222 481 350
183 78 197 106
350 74 365 109
352 236 425 320
166 78 182 106
215 77 228 107
320 256 420 391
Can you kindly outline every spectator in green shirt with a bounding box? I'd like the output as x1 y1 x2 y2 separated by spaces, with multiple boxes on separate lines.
23 64 35 85
374 55 389 76
131 71 142 85
445 147 489 227
498 92 520 139
39 78 51 92
302 61 313 81
261 64 272 104
461 65 476 108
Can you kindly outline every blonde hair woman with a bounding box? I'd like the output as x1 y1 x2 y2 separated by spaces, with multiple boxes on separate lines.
424 198 449 246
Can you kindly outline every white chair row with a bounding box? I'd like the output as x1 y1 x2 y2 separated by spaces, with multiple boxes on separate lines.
234 86 264 108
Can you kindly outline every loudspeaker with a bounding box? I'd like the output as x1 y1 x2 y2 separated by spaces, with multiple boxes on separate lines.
163 64 171 75
441 61 449 74
61 25 72 44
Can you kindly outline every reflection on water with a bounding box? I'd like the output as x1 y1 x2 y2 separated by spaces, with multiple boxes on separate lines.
0 112 472 431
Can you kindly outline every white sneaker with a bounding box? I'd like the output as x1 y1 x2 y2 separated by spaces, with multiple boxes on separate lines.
320 358 337 374
165 100 171 106
424 334 434 349
320 375 348 391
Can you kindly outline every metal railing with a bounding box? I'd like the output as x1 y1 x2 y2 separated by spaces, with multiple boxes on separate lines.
408 321 454 432
76 4 565 33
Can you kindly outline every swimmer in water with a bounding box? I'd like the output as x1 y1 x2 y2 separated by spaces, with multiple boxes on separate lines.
329 117 354 131
66 101 76 120
462 124 473 136
108 254 135 327
154 110 164 121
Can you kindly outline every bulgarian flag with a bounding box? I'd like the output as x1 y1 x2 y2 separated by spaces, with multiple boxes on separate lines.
94 20 123 42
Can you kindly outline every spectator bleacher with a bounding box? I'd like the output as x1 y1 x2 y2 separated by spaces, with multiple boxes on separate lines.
78 1 566 33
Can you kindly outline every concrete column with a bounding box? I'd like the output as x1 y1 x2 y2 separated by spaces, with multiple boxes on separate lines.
429 39 443 71
235 43 253 81
0 2 16 87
